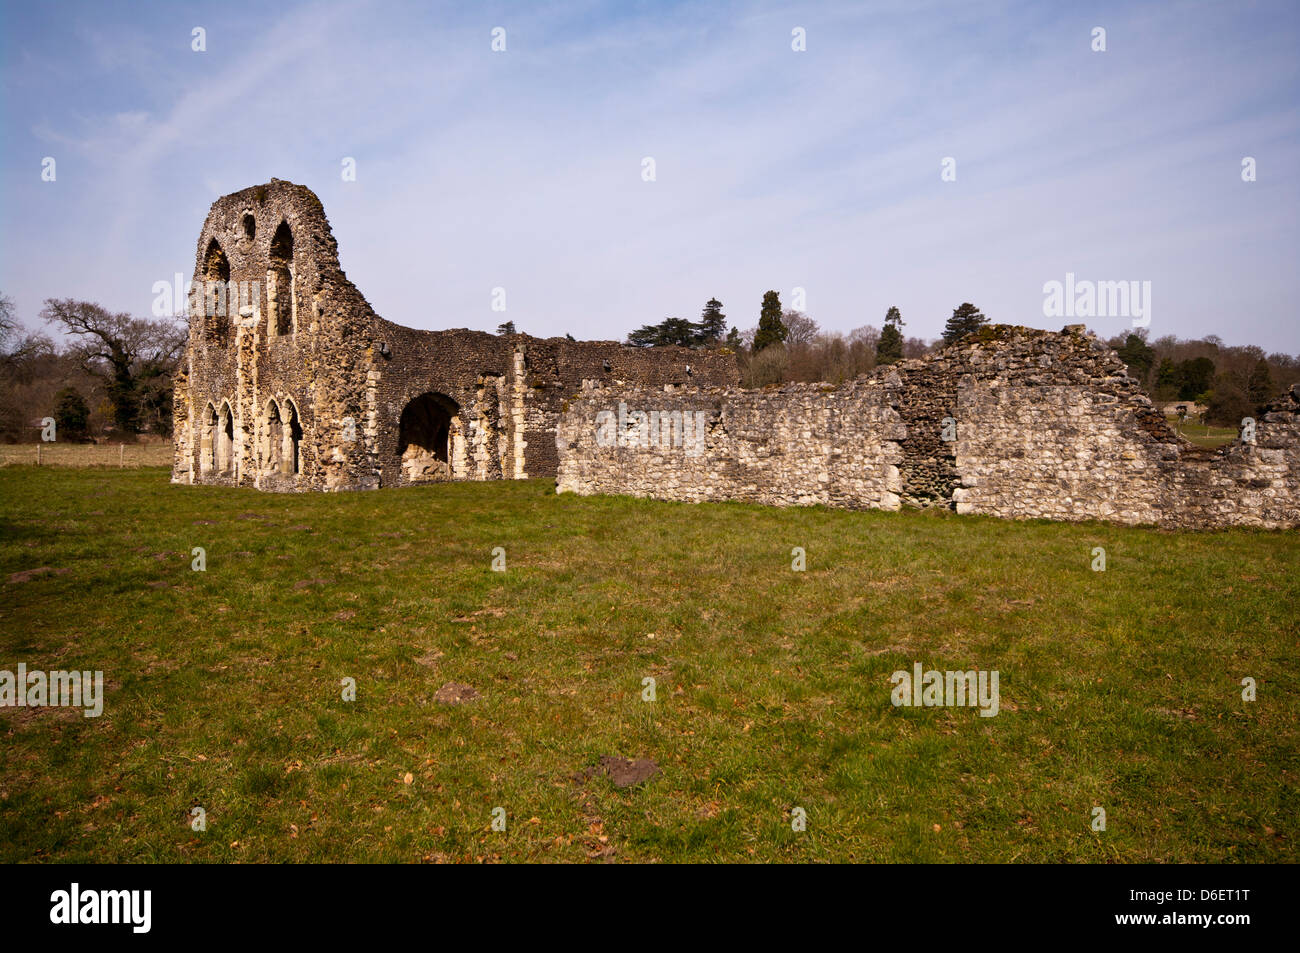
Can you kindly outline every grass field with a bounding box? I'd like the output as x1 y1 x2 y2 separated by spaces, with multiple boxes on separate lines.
1 466 1296 863
0 442 173 468
1164 418 1239 448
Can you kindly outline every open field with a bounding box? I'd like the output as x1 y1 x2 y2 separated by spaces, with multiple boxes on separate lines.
0 443 174 468
1164 417 1239 448
1 466 1296 863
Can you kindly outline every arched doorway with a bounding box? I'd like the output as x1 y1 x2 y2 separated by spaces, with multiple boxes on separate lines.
263 400 284 473
284 399 303 475
397 392 458 482
217 402 234 475
199 403 217 474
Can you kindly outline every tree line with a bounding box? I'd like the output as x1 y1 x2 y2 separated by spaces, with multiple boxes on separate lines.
626 294 991 386
1109 330 1298 426
4 286 1294 443
625 294 1297 420
0 293 184 443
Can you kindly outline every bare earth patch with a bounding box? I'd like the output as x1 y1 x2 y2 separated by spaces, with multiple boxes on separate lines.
6 566 70 584
574 756 661 789
434 682 479 705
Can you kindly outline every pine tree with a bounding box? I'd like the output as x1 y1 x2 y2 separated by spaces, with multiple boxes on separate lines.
696 298 727 344
1116 333 1155 383
496 320 516 335
753 291 787 352
626 317 696 348
1153 358 1181 401
53 387 89 441
1177 357 1215 401
1206 372 1254 427
1247 358 1275 407
941 302 988 345
876 306 904 365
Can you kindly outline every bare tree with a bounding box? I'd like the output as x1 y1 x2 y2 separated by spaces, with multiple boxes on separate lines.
40 299 185 435
781 309 820 347
1 293 54 368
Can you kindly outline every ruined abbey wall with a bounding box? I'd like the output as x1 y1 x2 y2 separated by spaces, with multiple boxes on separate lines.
172 180 737 492
556 326 1300 530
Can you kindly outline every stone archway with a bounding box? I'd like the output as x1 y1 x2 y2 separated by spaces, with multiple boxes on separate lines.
199 403 217 474
268 222 295 337
284 399 303 475
263 400 284 474
203 240 231 346
397 392 459 482
217 402 234 475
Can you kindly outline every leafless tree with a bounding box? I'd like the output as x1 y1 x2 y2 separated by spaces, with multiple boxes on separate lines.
40 299 186 435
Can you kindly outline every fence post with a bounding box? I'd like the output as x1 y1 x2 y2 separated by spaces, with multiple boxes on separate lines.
37 443 41 466
120 443 125 468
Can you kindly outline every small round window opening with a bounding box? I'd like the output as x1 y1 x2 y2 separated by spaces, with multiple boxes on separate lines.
242 214 256 241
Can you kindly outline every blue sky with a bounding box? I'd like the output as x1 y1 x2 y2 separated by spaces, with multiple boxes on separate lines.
2 0 1298 352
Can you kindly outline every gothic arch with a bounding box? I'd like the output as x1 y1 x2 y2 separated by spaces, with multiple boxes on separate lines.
282 397 304 476
262 398 284 474
216 400 235 475
268 222 295 337
397 392 460 482
199 402 218 474
203 239 231 346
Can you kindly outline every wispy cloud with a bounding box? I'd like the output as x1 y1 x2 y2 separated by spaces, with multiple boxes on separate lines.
2 0 1297 352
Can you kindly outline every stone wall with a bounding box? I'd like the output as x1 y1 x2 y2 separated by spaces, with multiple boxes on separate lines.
172 180 738 492
557 325 1300 530
556 383 906 509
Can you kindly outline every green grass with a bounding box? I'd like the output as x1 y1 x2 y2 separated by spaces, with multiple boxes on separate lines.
0 442 173 468
1165 417 1238 448
1 466 1296 863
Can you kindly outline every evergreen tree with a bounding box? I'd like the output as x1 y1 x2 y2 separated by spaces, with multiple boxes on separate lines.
696 298 727 344
941 302 988 345
1153 358 1181 401
496 320 516 335
1116 333 1155 383
753 291 787 352
53 387 89 440
1177 357 1216 401
876 306 904 365
724 326 741 350
1247 358 1276 407
626 317 697 348
1206 372 1254 427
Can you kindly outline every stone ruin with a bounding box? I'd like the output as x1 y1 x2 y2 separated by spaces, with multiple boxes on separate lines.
170 181 1299 529
170 180 738 491
556 325 1300 529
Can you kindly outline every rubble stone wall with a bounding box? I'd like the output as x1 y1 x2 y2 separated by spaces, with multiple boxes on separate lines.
557 326 1300 530
171 180 738 492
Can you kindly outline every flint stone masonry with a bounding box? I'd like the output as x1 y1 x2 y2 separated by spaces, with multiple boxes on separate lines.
557 326 1300 530
172 180 737 491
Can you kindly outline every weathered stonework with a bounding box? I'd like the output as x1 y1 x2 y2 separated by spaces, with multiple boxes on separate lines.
557 326 1300 529
171 180 738 491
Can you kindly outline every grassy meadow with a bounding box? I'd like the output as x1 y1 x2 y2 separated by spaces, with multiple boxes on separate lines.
0 442 173 468
1163 418 1240 448
0 464 1296 863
